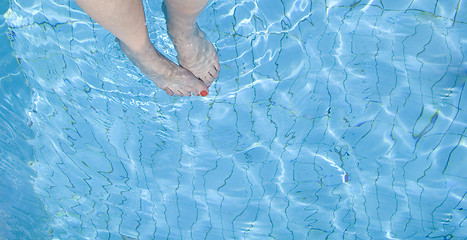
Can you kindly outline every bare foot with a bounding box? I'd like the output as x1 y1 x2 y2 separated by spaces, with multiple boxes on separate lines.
118 39 209 97
165 17 220 87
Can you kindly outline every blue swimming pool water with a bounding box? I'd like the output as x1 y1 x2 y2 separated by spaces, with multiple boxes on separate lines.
1 0 467 239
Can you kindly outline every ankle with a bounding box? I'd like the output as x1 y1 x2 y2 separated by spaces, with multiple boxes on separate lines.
167 23 200 43
121 37 153 53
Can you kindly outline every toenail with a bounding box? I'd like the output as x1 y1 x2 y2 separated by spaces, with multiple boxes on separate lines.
200 90 208 97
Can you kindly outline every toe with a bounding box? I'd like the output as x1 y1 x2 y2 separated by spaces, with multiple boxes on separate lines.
208 65 219 79
199 73 213 86
191 80 209 97
174 90 184 97
200 90 209 97
164 88 174 96
179 89 191 97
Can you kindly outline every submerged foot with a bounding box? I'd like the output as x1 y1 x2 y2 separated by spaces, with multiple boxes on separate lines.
118 39 209 97
165 13 220 87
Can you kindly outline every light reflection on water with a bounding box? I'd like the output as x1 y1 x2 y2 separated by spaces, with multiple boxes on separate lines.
1 0 467 239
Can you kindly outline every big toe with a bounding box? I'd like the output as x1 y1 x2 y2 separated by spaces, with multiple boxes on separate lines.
187 77 209 97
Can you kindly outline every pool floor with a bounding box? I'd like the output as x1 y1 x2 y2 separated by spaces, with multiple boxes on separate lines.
1 0 467 239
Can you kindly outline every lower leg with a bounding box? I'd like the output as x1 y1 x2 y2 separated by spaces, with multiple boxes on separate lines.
74 0 150 52
164 0 209 35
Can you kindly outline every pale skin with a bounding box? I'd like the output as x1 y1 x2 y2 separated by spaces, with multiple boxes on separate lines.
74 0 220 97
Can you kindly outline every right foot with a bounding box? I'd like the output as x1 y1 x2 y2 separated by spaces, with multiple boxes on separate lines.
118 39 209 97
168 25 220 87
162 2 220 87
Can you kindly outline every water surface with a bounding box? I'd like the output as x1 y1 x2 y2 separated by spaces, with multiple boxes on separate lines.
1 0 467 239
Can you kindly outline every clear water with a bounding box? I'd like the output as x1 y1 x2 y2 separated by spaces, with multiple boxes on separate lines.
1 0 466 239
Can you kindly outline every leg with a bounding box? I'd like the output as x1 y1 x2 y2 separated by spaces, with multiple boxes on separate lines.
164 0 220 86
74 0 209 96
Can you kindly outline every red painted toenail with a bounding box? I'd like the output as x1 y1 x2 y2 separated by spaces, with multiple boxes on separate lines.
200 90 208 97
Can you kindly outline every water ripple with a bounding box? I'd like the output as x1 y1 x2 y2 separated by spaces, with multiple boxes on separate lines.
2 0 467 239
